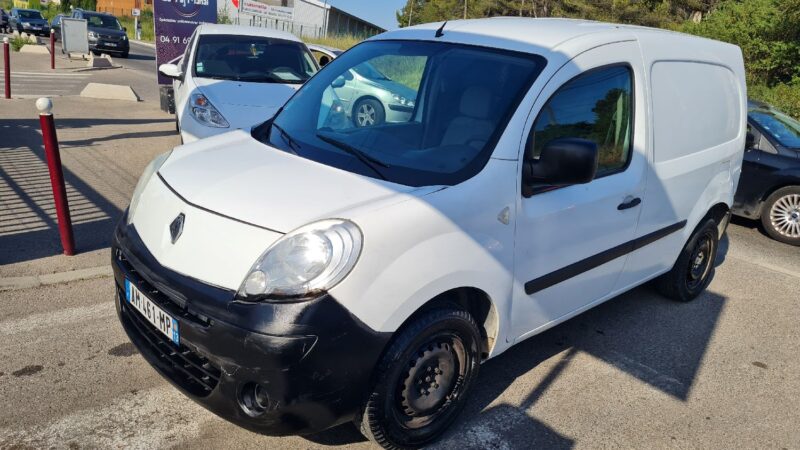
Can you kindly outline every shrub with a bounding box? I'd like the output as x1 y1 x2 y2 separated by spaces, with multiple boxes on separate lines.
10 35 28 52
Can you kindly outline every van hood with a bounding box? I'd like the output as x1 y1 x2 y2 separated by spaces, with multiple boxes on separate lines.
158 130 426 233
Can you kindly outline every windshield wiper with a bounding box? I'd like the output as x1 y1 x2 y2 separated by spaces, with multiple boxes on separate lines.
272 122 301 155
315 132 390 180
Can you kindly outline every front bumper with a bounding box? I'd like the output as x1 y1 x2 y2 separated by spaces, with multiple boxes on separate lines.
90 40 129 54
112 219 390 435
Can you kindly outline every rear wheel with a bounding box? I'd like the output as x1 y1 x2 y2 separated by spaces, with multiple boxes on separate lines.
655 218 719 302
357 307 481 449
761 186 800 246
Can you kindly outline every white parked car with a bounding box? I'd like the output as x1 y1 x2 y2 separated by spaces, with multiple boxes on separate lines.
158 24 318 143
118 18 746 449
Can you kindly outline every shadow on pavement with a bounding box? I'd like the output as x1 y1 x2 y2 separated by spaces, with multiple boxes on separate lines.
0 117 173 265
304 284 727 448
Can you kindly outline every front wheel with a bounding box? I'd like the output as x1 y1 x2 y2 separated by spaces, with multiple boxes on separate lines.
357 307 481 449
655 218 719 302
119 50 129 58
353 98 385 128
761 186 800 246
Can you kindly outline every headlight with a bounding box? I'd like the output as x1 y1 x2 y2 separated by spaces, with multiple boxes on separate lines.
238 219 363 301
190 93 229 128
121 35 127 41
391 94 415 108
127 150 172 224
22 22 31 28
88 31 98 39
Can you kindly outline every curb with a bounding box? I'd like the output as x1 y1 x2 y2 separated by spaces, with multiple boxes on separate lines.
0 266 113 291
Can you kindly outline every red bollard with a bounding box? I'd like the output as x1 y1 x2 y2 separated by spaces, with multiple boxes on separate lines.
36 98 75 256
50 30 55 70
3 37 9 99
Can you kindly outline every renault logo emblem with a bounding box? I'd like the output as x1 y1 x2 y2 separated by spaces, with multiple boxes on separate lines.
169 213 185 244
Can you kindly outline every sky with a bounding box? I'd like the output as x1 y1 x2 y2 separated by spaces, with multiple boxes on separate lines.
326 0 407 30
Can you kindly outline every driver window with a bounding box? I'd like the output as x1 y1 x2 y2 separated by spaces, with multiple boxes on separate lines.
528 65 633 178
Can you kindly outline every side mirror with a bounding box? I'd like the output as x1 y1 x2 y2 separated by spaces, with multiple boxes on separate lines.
745 132 756 150
158 63 183 81
331 75 346 88
523 138 599 188
319 55 331 67
123 26 127 32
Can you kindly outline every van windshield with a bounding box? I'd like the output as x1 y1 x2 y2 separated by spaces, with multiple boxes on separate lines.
193 34 317 84
749 106 800 148
260 40 546 186
85 13 122 30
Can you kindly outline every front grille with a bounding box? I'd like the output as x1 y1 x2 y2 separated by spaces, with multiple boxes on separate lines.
100 34 121 41
121 300 221 397
116 250 221 397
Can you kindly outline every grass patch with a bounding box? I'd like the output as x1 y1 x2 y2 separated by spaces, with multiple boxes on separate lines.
9 35 28 52
305 35 361 51
118 11 154 42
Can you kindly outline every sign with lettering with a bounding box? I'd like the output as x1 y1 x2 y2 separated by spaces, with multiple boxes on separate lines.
241 0 294 21
154 0 217 85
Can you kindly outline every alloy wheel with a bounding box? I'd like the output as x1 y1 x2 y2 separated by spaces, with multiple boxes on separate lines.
769 193 800 238
357 103 376 127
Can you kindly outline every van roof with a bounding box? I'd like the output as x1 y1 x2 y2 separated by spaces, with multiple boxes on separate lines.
196 24 303 43
374 17 732 56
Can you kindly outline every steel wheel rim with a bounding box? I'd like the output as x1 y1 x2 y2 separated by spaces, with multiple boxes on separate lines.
357 103 376 126
686 234 714 290
769 193 800 238
394 333 468 430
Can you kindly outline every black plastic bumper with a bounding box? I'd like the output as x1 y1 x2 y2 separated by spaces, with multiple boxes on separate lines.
112 219 390 435
90 41 129 54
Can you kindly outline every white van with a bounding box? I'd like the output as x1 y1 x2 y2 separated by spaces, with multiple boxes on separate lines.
115 18 746 448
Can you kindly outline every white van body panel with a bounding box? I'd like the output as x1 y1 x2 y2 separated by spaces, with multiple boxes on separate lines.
132 18 746 360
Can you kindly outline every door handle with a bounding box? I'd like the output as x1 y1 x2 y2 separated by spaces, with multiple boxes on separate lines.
617 196 641 210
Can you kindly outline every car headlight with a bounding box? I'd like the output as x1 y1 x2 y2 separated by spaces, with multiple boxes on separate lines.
238 219 363 301
88 31 98 39
392 93 415 108
121 35 127 41
22 22 31 28
190 93 229 128
127 150 172 224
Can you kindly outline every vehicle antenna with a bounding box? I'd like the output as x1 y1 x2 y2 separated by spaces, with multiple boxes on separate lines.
435 21 447 38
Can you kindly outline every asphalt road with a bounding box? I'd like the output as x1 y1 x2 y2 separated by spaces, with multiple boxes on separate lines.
120 40 157 76
0 219 798 449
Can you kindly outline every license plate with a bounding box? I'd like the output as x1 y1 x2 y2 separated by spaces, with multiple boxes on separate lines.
125 279 179 345
105 42 117 47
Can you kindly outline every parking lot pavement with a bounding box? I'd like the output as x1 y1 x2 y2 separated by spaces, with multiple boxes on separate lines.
0 223 797 449
8 70 91 97
0 97 178 277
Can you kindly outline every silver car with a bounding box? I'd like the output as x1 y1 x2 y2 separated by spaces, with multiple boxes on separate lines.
309 44 419 128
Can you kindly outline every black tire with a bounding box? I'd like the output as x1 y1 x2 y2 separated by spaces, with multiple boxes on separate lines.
760 186 800 246
356 307 482 449
120 51 129 58
353 98 385 128
655 218 719 302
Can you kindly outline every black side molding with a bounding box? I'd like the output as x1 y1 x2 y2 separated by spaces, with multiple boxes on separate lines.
524 221 687 295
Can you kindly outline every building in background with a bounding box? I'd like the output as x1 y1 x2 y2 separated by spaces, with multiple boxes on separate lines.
224 0 384 39
96 0 152 18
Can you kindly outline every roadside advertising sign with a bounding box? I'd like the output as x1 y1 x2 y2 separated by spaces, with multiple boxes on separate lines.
132 8 141 17
154 0 217 85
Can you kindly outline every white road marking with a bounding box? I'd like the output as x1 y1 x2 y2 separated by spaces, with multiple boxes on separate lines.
10 71 91 77
0 302 115 336
0 386 208 449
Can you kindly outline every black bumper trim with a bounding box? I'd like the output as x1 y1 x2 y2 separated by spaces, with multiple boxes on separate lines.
113 217 391 435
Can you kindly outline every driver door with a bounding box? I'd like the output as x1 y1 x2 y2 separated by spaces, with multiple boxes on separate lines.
512 41 648 340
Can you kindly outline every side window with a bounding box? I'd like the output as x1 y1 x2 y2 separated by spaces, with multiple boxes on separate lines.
528 65 633 177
